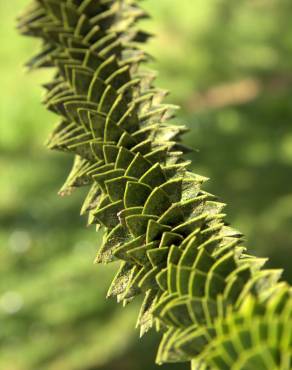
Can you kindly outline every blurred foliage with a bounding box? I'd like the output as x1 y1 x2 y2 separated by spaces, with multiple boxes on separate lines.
1 0 292 369
143 0 292 282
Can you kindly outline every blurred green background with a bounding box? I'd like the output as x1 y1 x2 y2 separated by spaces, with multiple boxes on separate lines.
1 0 292 369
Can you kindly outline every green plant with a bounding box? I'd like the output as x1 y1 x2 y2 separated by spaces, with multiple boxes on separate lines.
18 1 291 369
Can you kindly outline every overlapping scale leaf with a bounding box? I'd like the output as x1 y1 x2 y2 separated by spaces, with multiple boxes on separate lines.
154 228 284 365
199 285 292 370
19 1 292 369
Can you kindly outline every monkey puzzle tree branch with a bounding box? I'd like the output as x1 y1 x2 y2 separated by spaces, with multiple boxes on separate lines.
18 1 292 369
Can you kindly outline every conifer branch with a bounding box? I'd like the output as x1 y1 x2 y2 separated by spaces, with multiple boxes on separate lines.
18 1 292 369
